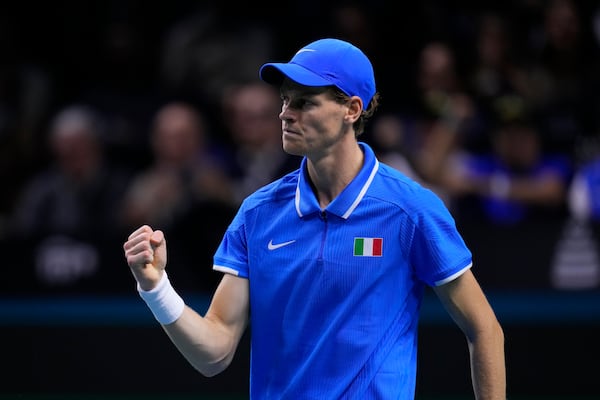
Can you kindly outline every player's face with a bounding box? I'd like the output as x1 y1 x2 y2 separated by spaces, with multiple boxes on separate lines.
278 80 352 158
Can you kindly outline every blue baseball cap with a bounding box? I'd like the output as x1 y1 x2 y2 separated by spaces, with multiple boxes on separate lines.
259 38 376 110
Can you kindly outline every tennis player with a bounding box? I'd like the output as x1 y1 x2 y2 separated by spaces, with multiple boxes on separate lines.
124 38 506 399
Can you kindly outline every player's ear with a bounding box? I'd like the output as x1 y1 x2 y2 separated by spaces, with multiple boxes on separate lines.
345 96 363 123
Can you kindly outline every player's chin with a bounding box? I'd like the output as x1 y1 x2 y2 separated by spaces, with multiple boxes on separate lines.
282 134 305 156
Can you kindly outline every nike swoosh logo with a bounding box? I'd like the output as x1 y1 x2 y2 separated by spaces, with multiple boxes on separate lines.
295 48 315 55
268 239 296 250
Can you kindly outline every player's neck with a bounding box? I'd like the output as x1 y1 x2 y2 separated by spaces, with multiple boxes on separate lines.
306 140 364 208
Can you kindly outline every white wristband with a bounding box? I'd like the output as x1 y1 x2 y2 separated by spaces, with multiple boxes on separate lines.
137 272 185 325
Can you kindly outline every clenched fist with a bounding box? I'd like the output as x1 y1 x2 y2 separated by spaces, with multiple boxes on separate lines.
123 225 167 291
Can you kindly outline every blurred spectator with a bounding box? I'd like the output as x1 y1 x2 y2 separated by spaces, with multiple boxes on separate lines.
467 12 534 146
470 13 520 98
9 105 131 290
219 80 301 203
120 101 234 233
366 112 421 182
440 100 572 225
119 101 237 292
523 0 600 155
408 41 483 203
11 105 129 239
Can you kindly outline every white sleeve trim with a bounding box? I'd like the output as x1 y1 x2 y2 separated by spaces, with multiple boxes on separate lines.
213 265 240 276
433 262 473 286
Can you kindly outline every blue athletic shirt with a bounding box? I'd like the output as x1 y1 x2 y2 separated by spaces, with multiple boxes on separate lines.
213 142 473 399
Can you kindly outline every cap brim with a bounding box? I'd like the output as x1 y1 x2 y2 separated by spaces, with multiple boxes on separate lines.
259 62 333 88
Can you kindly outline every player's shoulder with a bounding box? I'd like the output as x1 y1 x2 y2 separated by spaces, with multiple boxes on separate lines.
374 163 428 195
373 162 447 210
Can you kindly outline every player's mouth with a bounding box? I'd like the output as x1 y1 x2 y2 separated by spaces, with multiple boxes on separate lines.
282 127 300 136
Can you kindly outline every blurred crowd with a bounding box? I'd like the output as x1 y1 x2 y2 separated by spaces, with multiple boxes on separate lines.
1 0 600 294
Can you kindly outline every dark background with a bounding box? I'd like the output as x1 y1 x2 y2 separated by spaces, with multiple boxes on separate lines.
1 1 600 398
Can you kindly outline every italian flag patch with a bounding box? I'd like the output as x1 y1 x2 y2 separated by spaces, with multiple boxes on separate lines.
354 237 383 257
